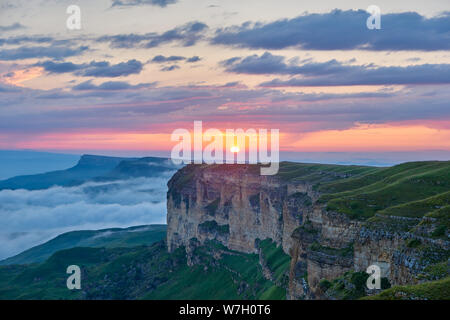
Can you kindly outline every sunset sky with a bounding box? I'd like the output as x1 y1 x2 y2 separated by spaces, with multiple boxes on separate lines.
0 0 449 161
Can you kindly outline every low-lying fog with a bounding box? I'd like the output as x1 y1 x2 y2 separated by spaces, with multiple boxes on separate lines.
0 173 174 260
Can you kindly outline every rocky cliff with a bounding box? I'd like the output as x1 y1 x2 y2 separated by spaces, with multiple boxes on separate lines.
167 162 450 299
167 164 317 255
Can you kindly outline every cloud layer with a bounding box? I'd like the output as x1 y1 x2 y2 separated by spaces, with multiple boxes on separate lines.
72 80 156 91
212 10 450 51
0 174 175 260
0 46 88 61
97 21 208 49
111 0 178 8
222 52 450 86
38 59 144 77
0 6 448 156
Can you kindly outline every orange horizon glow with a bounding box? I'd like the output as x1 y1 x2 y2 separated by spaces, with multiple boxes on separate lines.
1 122 449 153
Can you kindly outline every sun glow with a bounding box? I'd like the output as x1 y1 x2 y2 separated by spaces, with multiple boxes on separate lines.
230 145 240 153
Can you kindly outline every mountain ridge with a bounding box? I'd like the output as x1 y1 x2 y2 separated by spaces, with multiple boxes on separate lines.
0 154 179 191
0 224 167 266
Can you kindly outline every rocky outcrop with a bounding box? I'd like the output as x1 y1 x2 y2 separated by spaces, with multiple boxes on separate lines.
166 164 450 299
354 222 450 285
167 164 314 254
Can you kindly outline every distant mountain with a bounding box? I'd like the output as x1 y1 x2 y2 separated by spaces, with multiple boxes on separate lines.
0 154 131 190
0 225 167 265
96 157 180 181
0 154 180 190
0 150 80 180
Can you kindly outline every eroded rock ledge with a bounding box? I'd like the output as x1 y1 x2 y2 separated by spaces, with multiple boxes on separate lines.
166 163 449 299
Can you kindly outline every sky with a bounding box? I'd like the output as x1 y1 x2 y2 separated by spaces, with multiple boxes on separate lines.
0 0 449 161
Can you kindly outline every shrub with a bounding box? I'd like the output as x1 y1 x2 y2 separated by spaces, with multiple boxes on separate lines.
406 239 421 248
431 225 446 238
319 279 332 291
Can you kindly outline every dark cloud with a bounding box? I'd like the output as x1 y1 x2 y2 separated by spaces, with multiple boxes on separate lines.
150 55 201 64
37 59 144 77
222 52 357 75
144 21 208 48
0 46 88 61
97 21 208 48
221 81 243 88
0 36 54 46
222 52 450 86
151 55 185 63
73 80 156 91
212 10 450 51
261 64 450 87
186 56 201 63
96 33 150 49
0 23 25 32
222 52 289 74
160 65 180 72
38 60 81 73
111 0 177 7
80 60 144 77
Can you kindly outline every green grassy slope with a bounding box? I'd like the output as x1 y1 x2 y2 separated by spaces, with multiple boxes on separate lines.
272 160 450 223
363 276 450 300
259 239 291 285
145 239 289 300
314 161 450 221
277 161 379 185
0 239 289 300
0 225 167 266
0 247 102 299
376 191 450 218
170 162 378 192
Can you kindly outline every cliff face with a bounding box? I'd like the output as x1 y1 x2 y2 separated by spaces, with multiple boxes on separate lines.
167 163 450 299
167 164 314 254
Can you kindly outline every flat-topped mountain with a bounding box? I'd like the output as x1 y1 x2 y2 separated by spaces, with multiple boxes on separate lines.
167 161 449 299
0 150 80 180
0 154 180 190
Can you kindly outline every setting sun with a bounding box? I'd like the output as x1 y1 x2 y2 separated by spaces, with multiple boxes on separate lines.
230 146 240 153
